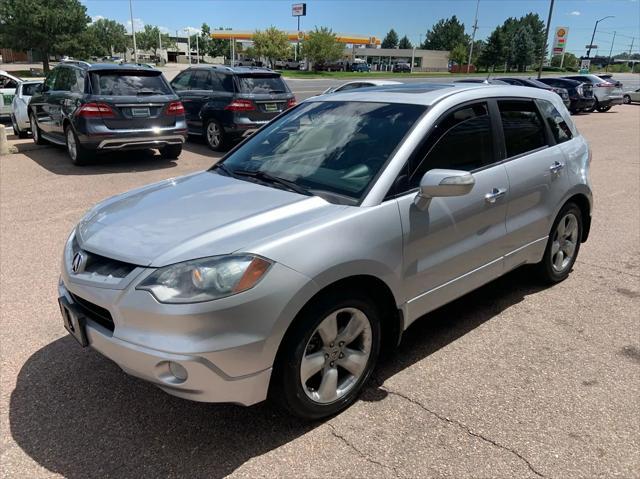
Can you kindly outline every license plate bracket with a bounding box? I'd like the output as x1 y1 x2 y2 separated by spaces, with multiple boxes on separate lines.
59 298 89 347
131 107 150 117
263 103 278 112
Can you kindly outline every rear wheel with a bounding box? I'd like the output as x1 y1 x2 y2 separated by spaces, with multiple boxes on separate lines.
160 144 182 159
586 99 598 113
623 95 631 104
65 125 92 165
30 112 47 145
536 203 583 284
11 115 28 139
270 291 381 419
204 119 225 151
597 105 612 112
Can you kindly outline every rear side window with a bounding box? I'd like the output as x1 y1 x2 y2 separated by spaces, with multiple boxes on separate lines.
190 70 210 90
91 71 171 96
171 71 191 91
217 73 235 92
537 100 573 144
498 100 547 158
337 83 367 92
237 75 287 94
54 68 74 91
408 102 494 188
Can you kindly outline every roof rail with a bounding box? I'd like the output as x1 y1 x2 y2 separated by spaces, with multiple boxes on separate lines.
60 60 92 68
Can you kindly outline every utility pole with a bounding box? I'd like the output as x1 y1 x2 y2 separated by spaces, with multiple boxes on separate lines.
158 30 162 63
606 31 616 72
537 0 554 79
295 15 300 61
129 0 137 63
629 38 635 56
196 33 199 64
587 16 614 58
185 29 191 65
466 0 480 73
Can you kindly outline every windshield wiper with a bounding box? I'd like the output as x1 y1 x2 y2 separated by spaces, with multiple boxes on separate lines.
212 162 237 177
233 169 310 195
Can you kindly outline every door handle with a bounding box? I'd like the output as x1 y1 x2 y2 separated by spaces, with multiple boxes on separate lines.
549 161 565 173
485 187 507 204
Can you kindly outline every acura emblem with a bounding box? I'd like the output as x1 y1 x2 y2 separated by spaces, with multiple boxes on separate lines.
71 252 86 274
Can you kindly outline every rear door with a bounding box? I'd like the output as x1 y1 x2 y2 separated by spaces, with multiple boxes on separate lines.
235 73 293 122
395 101 510 322
31 70 57 133
497 99 569 270
89 69 176 131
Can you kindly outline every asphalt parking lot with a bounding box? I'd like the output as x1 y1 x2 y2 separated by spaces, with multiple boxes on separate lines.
1 100 639 477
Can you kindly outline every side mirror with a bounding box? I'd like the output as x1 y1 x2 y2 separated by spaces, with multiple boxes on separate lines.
414 169 475 210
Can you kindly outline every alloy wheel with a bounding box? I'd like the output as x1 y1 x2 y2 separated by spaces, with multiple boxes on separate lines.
31 116 38 142
551 212 579 273
300 307 372 404
66 129 77 161
207 122 221 148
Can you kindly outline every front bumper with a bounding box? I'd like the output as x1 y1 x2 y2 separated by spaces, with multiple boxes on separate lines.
570 97 596 111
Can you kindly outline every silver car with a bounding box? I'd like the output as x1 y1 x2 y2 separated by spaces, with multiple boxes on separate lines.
563 74 624 112
11 80 43 138
58 83 592 419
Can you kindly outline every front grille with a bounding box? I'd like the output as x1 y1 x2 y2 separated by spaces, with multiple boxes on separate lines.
69 293 115 332
72 237 137 278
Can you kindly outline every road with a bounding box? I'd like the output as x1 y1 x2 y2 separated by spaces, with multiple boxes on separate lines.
1 101 639 478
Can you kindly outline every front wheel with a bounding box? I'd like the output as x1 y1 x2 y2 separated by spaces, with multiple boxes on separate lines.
270 292 381 419
597 105 612 112
11 115 28 139
586 99 598 113
536 203 583 284
30 112 47 145
623 95 631 104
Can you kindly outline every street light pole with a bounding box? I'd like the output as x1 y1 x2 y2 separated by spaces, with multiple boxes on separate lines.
129 0 137 63
466 0 480 73
537 0 554 79
587 15 614 58
185 28 191 65
196 33 199 64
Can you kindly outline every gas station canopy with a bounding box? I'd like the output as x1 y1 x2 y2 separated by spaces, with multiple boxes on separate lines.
210 30 381 46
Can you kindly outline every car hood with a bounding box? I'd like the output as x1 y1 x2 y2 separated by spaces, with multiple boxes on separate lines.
76 171 341 267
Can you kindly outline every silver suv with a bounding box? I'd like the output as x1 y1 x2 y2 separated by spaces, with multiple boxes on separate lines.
58 83 592 419
563 74 624 112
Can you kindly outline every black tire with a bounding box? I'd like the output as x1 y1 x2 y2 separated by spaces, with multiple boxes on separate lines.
586 99 598 113
536 202 583 284
160 144 182 159
204 119 225 151
11 115 28 139
65 125 93 166
597 105 612 112
270 290 382 420
30 112 47 145
623 95 631 104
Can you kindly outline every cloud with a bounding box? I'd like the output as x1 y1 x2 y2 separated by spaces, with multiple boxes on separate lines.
126 18 145 31
90 15 105 23
569 11 581 16
158 26 171 34
183 26 200 35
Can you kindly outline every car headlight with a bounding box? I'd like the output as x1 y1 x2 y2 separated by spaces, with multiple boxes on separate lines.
137 255 272 304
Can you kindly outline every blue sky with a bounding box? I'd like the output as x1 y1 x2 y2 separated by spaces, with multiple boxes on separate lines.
83 0 640 56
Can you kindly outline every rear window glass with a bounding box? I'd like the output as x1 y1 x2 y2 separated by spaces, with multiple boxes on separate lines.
22 83 42 96
237 75 288 94
91 71 171 96
498 100 547 157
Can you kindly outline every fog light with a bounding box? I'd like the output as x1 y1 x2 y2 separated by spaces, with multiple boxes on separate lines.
168 361 188 381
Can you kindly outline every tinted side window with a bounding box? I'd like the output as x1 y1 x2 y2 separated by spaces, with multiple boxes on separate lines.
217 73 235 92
498 100 547 158
54 68 73 91
171 71 191 91
337 83 366 91
408 102 494 189
537 99 572 144
190 70 210 90
71 69 85 93
44 71 57 91
208 72 223 91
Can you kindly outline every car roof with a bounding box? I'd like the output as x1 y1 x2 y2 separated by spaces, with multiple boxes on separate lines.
342 80 402 86
313 82 557 106
0 70 22 82
185 65 279 75
538 77 580 85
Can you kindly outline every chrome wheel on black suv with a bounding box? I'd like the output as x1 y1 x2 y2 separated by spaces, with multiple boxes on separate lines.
205 119 225 151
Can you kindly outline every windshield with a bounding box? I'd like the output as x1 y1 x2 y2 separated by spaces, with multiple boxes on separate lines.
216 101 426 204
90 71 171 96
237 74 289 94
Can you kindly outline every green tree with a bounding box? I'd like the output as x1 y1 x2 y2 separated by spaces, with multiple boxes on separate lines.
300 27 344 69
136 25 174 60
200 24 232 58
252 26 290 68
381 29 399 49
519 13 546 60
510 25 535 72
398 35 413 50
0 0 90 71
551 52 578 69
478 27 505 71
450 43 468 65
88 18 128 57
421 16 470 51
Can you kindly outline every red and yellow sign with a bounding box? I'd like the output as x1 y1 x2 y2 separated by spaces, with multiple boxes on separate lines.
553 27 569 55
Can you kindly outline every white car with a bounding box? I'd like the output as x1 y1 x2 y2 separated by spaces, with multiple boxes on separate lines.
623 88 640 104
322 80 402 94
11 80 43 138
0 70 22 116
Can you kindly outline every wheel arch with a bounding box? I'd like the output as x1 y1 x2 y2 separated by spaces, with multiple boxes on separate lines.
558 192 592 242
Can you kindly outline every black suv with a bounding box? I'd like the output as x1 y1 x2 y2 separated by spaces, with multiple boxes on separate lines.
536 77 595 114
29 62 187 165
392 62 411 73
170 66 295 151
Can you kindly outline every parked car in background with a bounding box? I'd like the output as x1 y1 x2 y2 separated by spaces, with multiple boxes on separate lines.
563 74 623 112
29 62 186 165
58 83 591 419
537 77 595 114
11 80 43 138
454 78 509 85
351 63 371 72
323 79 401 94
497 77 571 109
170 65 295 151
392 62 411 73
0 70 21 116
623 88 640 104
597 74 623 89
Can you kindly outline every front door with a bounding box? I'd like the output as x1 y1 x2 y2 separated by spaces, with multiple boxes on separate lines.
395 101 510 323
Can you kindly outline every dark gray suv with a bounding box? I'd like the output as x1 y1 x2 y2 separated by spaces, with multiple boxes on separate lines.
29 62 187 165
170 66 295 151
